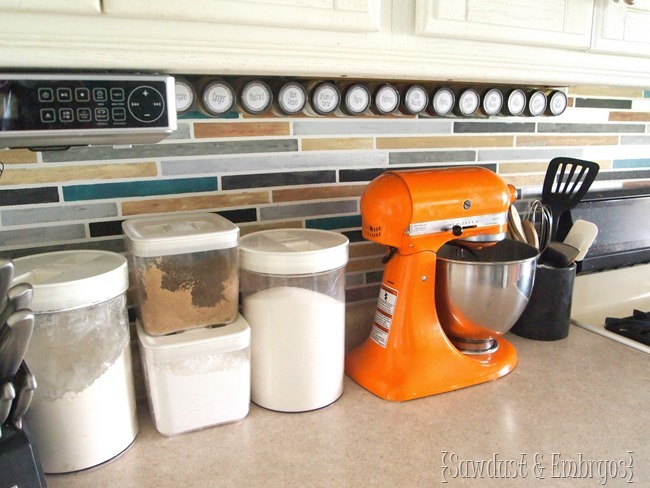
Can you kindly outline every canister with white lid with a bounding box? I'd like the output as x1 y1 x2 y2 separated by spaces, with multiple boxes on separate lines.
137 314 251 436
122 213 239 336
239 228 349 412
13 250 137 473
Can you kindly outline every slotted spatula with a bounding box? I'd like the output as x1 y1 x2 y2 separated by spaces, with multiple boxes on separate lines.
542 157 599 240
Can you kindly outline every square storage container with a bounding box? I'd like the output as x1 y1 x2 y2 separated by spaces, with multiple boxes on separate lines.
122 213 239 336
137 314 251 436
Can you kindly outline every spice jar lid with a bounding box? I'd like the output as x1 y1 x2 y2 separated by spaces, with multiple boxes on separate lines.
122 213 239 257
239 228 349 275
12 250 128 312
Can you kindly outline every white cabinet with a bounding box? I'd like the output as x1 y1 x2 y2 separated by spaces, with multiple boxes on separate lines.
0 0 100 14
414 0 594 49
1 0 650 87
102 0 382 33
592 0 650 56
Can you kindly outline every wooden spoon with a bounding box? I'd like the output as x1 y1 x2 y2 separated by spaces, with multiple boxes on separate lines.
521 219 540 250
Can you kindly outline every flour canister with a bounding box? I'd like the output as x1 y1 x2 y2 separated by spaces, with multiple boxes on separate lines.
13 251 137 474
239 229 349 412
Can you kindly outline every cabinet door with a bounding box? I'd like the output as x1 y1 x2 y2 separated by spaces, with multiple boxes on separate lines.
592 0 650 56
0 0 100 14
415 0 594 49
102 0 382 33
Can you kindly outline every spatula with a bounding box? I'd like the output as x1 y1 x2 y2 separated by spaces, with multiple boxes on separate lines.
542 157 599 241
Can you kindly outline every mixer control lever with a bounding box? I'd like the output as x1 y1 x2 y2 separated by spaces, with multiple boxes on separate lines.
452 225 463 237
382 247 398 264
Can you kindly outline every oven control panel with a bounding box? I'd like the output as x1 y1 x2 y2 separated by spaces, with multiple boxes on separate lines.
1 73 176 148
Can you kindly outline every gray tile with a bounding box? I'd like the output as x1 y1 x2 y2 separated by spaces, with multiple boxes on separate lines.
42 139 298 163
0 224 86 249
575 98 632 109
2 203 118 226
478 148 583 162
166 123 192 140
620 135 650 145
162 151 388 175
293 120 452 136
537 123 645 134
345 273 365 287
454 122 535 133
260 200 358 221
389 150 476 165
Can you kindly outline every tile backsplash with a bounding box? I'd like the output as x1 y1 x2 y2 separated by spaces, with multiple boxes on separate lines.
1 84 650 311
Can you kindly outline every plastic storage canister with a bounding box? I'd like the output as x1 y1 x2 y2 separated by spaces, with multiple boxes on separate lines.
13 251 137 474
137 314 251 436
122 213 240 336
239 229 349 412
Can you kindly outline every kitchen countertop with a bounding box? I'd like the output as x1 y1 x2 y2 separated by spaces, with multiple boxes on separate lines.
45 325 648 488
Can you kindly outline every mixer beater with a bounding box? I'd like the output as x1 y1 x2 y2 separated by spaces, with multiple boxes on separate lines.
345 167 538 401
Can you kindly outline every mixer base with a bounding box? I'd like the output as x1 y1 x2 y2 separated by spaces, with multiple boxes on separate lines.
346 334 517 402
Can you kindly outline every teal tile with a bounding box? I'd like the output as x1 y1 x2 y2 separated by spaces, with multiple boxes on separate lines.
644 90 650 98
613 158 650 169
178 110 239 120
306 215 362 230
63 177 218 201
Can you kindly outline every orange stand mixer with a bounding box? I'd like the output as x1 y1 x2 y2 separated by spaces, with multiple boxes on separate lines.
346 166 528 402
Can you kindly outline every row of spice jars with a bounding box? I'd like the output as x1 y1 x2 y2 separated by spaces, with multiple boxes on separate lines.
175 76 568 118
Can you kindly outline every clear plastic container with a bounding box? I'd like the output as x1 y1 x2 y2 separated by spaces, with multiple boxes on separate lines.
239 229 349 412
13 250 137 474
137 314 251 436
122 213 239 335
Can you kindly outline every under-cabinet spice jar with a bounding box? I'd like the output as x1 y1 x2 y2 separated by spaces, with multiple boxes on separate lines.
122 213 239 336
200 79 236 116
240 229 349 412
430 87 455 116
305 81 341 116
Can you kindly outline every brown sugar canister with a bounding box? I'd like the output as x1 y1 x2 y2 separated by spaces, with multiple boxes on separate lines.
122 213 240 336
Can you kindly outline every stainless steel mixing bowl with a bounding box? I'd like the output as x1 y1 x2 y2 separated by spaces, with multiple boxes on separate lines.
435 239 539 353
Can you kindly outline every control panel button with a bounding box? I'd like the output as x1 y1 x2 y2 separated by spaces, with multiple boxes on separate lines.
112 107 127 122
75 87 90 103
40 108 56 123
110 88 125 102
38 88 54 103
93 88 108 102
77 107 92 122
95 107 109 122
128 86 165 123
59 108 74 123
56 87 72 103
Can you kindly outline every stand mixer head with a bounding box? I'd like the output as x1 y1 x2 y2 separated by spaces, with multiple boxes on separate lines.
345 167 538 401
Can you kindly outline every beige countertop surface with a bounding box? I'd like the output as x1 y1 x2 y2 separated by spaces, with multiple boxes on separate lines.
45 325 648 488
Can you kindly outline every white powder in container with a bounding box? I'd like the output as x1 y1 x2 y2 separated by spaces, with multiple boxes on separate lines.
243 286 345 412
25 345 138 474
137 315 251 436
144 349 250 436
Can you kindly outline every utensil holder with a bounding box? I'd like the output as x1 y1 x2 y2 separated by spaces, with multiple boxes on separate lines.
511 263 576 341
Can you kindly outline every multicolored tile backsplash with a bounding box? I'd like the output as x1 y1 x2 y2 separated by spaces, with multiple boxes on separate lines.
1 84 650 310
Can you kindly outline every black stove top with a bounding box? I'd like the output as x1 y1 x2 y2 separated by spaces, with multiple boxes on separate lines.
605 310 650 346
